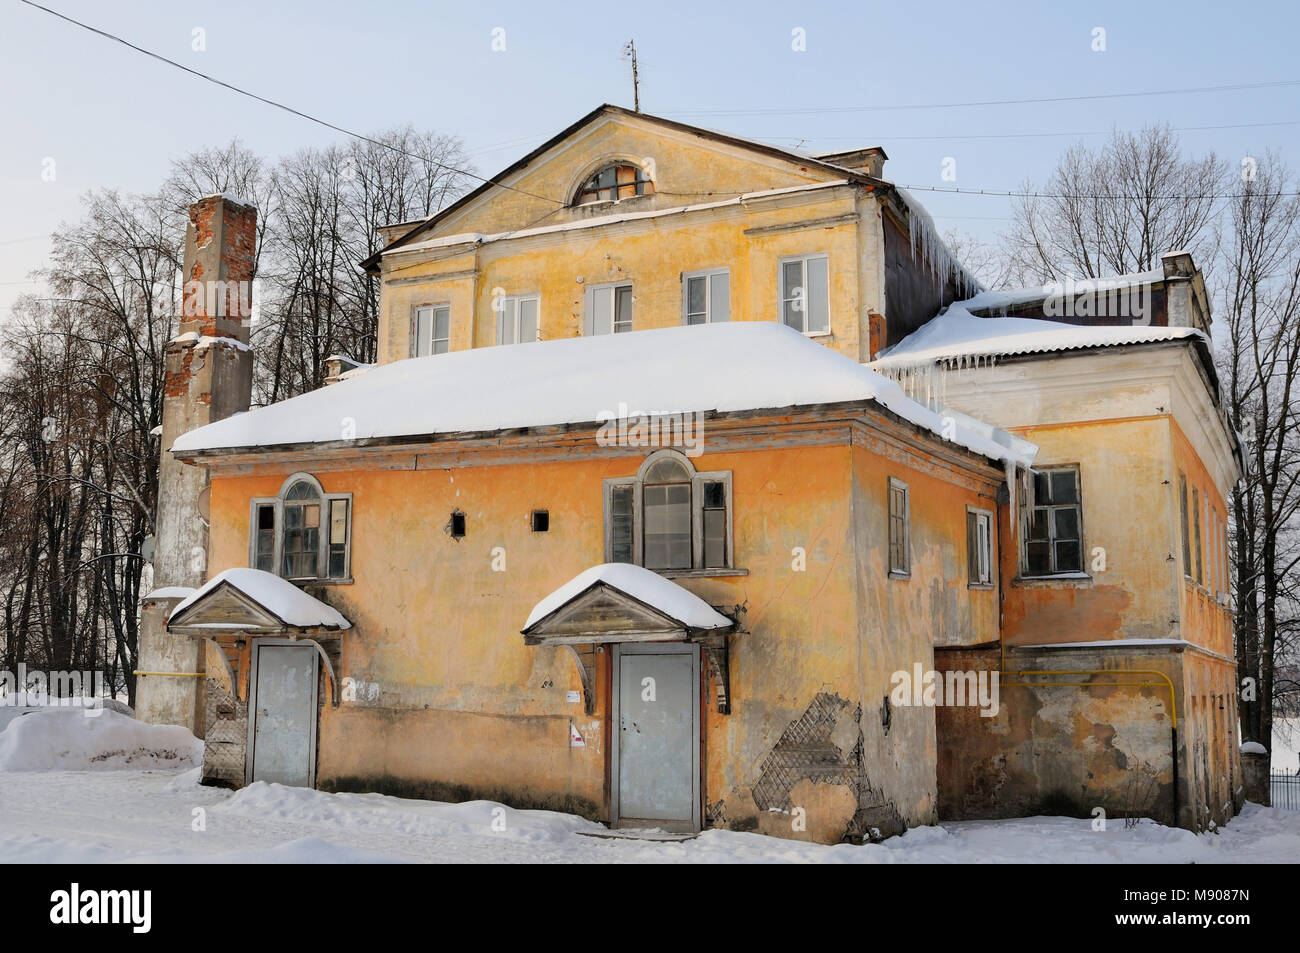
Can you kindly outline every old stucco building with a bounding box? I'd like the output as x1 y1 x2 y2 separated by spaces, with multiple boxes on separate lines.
136 105 1242 841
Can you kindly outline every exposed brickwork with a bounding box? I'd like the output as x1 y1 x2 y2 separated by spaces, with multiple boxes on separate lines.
136 194 257 737
163 347 194 399
182 196 257 338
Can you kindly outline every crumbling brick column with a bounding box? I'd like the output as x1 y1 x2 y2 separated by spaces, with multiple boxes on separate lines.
135 195 256 735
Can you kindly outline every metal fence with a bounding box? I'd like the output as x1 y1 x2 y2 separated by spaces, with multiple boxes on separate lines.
1271 771 1300 810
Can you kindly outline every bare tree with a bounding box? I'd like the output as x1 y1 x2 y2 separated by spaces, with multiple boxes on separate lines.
0 127 472 705
1007 126 1226 281
1218 153 1300 757
941 228 1033 292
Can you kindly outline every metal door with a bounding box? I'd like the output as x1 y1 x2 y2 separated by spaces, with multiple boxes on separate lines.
611 642 700 831
248 642 319 787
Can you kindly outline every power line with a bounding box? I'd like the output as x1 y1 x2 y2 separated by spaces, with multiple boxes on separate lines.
15 4 1300 230
17 0 565 207
894 184 1300 201
763 118 1300 145
667 79 1300 118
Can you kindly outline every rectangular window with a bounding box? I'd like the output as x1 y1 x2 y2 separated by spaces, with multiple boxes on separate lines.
1192 486 1203 584
701 480 727 568
414 305 450 356
254 503 275 572
967 508 993 585
888 478 910 576
1023 467 1083 576
683 270 730 325
585 284 633 336
1216 525 1227 590
1204 499 1212 592
1178 473 1191 577
496 295 539 346
328 498 349 578
780 254 830 335
1209 505 1217 592
609 483 635 563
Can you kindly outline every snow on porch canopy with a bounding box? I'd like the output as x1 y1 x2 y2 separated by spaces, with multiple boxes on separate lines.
522 563 736 714
169 322 1033 471
523 563 733 637
167 568 351 633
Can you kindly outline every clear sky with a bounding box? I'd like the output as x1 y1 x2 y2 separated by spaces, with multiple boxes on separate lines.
2 0 1298 318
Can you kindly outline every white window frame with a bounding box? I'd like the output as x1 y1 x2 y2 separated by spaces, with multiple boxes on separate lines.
682 268 730 325
779 253 830 336
496 294 540 346
585 282 633 336
249 473 353 584
603 449 734 573
413 304 451 357
888 477 910 578
967 506 994 587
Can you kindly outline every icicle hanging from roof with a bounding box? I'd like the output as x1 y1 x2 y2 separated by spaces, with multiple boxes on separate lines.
895 188 982 300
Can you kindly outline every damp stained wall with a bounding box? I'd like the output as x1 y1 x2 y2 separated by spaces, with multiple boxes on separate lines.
203 408 1004 843
919 345 1241 830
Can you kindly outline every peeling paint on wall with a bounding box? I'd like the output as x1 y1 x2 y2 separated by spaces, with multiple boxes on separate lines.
748 692 904 842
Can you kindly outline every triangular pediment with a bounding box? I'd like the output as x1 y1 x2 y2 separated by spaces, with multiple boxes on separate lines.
368 105 868 268
168 581 287 633
524 582 687 645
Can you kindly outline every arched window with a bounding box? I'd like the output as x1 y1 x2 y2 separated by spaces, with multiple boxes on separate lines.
642 456 692 569
604 450 733 572
282 480 322 579
250 474 353 583
572 163 654 206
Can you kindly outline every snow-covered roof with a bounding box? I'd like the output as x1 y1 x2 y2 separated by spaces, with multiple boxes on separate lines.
142 586 197 602
523 563 732 632
873 303 1202 370
169 568 351 631
957 269 1167 316
170 322 1031 468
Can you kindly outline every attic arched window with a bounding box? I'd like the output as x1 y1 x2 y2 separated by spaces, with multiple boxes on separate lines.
603 450 733 572
250 474 353 583
573 163 654 206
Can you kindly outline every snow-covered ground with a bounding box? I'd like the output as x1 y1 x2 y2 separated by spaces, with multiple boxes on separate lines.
1 707 1298 863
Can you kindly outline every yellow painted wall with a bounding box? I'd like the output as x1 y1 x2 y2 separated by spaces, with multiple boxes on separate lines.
379 193 872 365
432 115 831 238
205 412 1002 841
377 113 885 365
1170 419 1234 657
1001 417 1179 646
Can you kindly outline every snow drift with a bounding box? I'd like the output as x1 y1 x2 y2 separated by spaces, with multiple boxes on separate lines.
0 709 202 772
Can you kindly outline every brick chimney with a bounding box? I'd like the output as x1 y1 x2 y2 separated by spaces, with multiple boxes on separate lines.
1160 250 1211 335
136 195 256 735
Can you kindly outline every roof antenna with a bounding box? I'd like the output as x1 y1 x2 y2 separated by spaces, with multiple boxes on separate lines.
622 39 640 112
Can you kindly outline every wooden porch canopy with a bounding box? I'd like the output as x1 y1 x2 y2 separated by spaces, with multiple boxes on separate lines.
521 563 735 715
166 568 350 707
